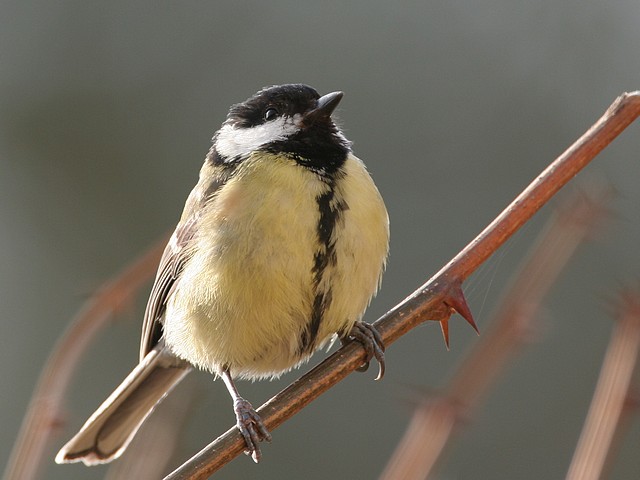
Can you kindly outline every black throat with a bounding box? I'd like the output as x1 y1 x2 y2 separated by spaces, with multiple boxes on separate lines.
264 126 350 177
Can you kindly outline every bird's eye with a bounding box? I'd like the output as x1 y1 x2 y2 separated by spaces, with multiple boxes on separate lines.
264 108 279 121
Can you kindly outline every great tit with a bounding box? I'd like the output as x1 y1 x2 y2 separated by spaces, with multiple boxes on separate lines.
55 84 389 465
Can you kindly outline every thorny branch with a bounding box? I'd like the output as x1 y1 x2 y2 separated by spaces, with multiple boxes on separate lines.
165 92 640 480
379 187 610 480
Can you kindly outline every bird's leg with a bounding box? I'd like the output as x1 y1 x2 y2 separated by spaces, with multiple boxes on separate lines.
341 321 386 381
220 367 272 463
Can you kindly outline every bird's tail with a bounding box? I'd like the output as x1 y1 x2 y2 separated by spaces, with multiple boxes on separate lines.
55 344 192 466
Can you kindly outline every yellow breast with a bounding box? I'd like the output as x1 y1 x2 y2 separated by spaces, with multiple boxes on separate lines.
163 152 388 379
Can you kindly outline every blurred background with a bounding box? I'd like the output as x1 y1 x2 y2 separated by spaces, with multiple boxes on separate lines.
2 1 640 479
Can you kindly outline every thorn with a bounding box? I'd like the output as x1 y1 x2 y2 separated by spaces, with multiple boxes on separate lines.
444 284 479 335
440 317 450 350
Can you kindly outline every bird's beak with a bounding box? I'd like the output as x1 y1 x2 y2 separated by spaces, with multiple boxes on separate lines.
302 91 343 126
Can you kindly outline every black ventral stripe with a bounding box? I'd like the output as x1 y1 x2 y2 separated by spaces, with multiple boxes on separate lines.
299 172 348 353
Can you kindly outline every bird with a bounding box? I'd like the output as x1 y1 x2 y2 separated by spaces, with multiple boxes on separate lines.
55 83 389 466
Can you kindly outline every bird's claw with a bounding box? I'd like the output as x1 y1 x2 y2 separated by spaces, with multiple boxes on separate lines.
233 397 272 463
347 321 386 380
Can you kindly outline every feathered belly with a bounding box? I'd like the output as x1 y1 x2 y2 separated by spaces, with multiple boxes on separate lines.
162 160 326 378
161 154 388 379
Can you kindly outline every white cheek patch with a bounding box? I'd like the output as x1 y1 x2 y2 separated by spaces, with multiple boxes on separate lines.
215 115 301 160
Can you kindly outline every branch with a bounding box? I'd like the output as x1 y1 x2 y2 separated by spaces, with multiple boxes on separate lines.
566 294 640 480
3 239 167 480
165 91 640 480
105 379 199 480
379 186 609 480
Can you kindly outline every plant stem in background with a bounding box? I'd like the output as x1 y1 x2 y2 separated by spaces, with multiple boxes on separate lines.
3 239 167 480
566 295 640 480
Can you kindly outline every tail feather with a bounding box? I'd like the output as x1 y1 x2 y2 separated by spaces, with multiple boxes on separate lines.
55 345 191 466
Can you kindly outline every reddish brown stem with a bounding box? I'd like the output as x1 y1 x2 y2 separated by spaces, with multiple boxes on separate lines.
3 239 167 480
566 296 640 480
165 92 640 480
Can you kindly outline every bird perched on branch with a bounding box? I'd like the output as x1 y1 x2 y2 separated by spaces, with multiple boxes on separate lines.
56 84 389 465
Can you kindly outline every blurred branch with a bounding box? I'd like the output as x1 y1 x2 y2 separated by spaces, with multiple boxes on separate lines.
379 186 609 480
565 294 640 480
3 238 167 480
105 378 199 480
164 92 640 479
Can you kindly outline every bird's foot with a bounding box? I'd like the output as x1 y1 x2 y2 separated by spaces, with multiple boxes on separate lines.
233 397 272 463
345 321 386 380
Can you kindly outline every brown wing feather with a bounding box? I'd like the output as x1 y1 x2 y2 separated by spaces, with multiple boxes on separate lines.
138 161 232 361
139 217 198 360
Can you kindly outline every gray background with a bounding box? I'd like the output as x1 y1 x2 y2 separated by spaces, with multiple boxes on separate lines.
2 1 640 479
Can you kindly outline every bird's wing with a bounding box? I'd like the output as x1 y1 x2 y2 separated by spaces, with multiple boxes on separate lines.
139 164 231 360
139 215 198 360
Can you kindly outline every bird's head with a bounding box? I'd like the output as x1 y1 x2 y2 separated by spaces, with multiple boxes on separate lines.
212 84 350 171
